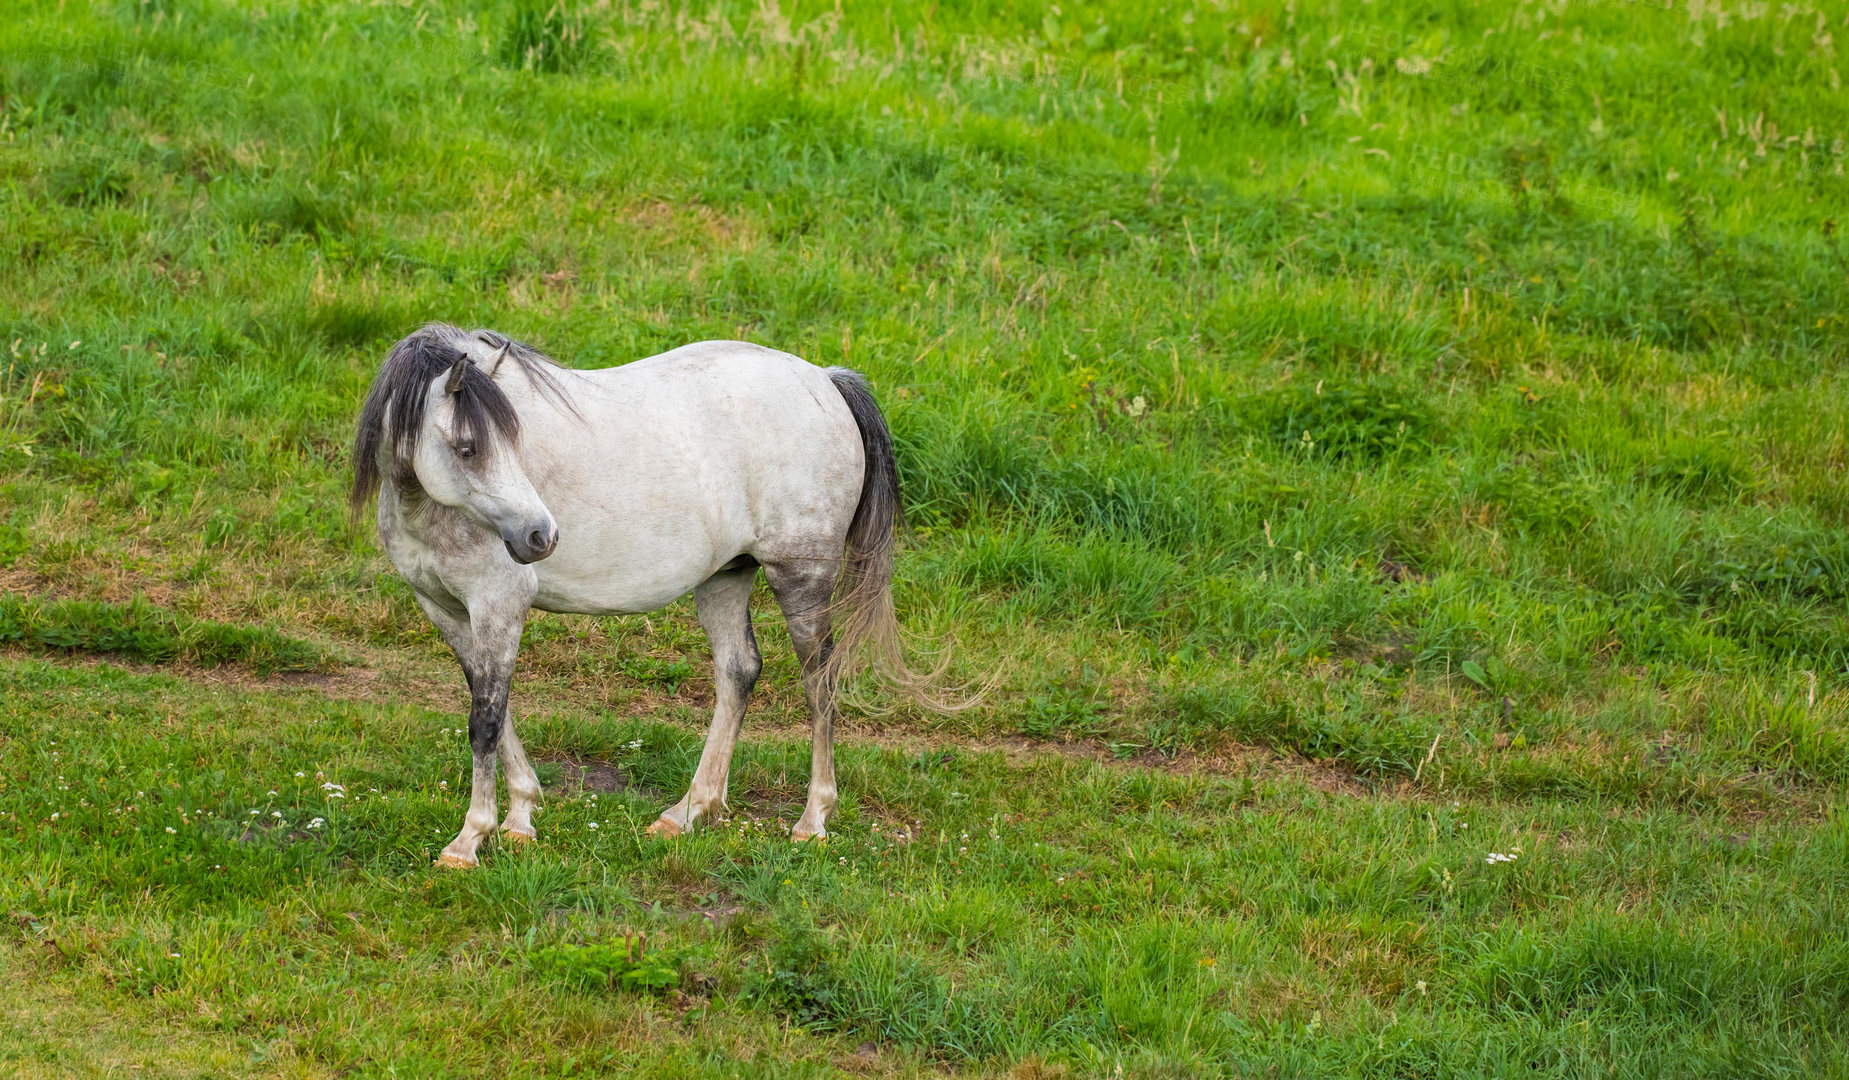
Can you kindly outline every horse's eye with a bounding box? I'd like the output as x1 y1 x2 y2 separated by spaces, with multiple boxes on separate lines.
456 443 476 459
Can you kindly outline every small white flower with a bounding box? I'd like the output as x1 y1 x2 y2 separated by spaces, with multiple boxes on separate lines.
295 772 305 778
587 821 599 830
50 812 59 820
165 826 176 834
168 952 180 959
271 811 283 819
1486 852 1519 865
438 781 448 790
307 818 325 829
249 809 260 816
268 790 278 796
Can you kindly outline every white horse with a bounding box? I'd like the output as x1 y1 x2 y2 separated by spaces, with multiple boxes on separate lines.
351 323 925 867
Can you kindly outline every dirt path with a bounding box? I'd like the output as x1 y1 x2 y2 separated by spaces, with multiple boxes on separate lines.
4 641 1374 798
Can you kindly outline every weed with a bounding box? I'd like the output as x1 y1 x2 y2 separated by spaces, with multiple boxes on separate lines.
1258 380 1432 461
528 933 690 995
748 922 846 1029
0 523 26 566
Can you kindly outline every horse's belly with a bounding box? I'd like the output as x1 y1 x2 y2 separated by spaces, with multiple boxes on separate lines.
527 533 725 616
529 573 697 616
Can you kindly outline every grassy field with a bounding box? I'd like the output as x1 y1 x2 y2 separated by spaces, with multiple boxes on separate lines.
2 0 1847 1075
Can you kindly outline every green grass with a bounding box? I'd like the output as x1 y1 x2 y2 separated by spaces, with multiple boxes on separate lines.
1 0 1846 1075
7 660 1847 1077
0 593 336 673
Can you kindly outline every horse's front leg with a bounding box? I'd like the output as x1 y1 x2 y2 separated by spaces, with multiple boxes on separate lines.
496 715 542 845
419 589 532 869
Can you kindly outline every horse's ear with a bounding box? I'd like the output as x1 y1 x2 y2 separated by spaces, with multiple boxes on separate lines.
445 354 469 394
486 342 511 377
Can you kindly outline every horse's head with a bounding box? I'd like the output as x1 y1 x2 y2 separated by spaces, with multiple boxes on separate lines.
354 326 560 565
414 337 559 564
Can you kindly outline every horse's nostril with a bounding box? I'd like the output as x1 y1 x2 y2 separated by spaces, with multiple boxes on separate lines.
529 529 547 550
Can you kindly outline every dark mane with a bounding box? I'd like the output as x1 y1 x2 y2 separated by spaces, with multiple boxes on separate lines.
349 323 573 516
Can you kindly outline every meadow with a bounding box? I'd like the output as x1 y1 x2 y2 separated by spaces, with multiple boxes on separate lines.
1 0 1847 1075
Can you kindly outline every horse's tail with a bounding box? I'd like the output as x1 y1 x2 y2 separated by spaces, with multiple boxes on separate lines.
822 368 967 712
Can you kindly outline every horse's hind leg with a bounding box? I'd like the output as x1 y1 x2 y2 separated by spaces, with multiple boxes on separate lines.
649 564 761 837
763 560 840 842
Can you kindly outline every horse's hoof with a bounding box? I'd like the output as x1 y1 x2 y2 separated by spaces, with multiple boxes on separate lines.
647 815 684 838
790 828 826 844
501 826 537 845
434 851 478 870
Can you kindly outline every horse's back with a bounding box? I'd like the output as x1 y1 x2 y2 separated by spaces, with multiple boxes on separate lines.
583 339 861 472
520 341 866 612
599 339 822 385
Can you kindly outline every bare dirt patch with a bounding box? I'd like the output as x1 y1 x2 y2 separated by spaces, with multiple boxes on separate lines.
537 755 637 797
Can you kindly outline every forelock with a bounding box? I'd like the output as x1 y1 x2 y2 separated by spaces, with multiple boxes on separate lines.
350 323 524 512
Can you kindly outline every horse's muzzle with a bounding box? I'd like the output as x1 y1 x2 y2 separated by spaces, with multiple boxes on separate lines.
504 523 558 564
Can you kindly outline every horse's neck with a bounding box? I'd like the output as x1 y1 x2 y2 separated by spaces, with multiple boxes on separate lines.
503 361 574 420
501 363 588 471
